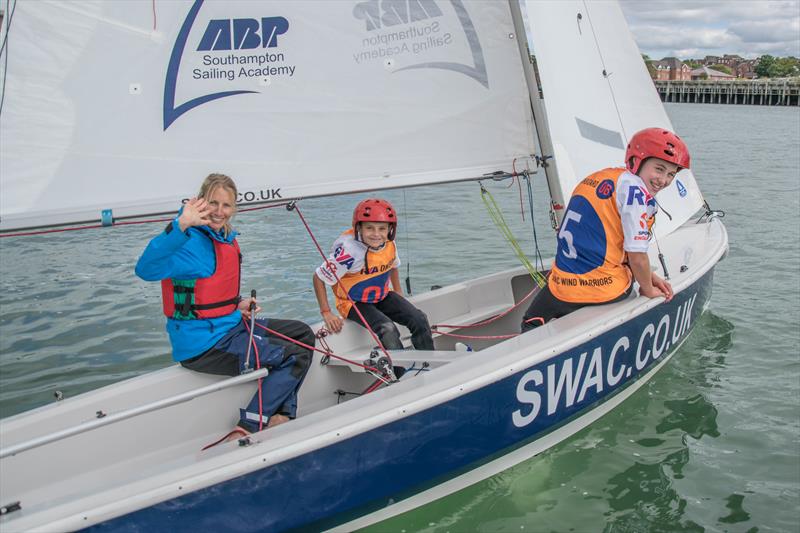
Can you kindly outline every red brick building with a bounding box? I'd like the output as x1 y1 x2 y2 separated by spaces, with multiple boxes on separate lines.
652 57 691 81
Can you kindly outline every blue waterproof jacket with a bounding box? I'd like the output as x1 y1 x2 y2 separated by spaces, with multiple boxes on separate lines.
135 217 241 361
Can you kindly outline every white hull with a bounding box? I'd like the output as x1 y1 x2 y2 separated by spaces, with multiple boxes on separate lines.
0 216 727 531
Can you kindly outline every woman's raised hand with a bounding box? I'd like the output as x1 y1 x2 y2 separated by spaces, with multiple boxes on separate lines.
178 197 212 231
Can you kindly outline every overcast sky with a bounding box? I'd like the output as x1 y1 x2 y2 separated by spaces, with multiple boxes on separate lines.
619 0 800 60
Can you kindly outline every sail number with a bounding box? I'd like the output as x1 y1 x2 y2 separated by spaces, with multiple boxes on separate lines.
554 197 606 274
558 210 582 259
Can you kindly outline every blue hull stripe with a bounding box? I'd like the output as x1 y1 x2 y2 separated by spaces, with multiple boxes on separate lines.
92 269 714 532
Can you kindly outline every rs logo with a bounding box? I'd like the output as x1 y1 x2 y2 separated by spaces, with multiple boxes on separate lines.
334 246 355 269
626 185 646 206
197 17 290 51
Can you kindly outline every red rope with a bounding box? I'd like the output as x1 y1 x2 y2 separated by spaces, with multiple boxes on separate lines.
434 316 544 341
363 377 385 394
239 203 291 213
436 331 519 340
253 322 378 372
432 287 537 330
1 223 120 238
0 202 291 239
291 204 395 370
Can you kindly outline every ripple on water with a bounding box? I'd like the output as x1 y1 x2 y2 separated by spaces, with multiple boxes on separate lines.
2 104 800 532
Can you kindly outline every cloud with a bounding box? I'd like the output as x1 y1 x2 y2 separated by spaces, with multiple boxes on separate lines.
621 0 800 24
631 25 739 50
619 0 800 59
729 19 800 43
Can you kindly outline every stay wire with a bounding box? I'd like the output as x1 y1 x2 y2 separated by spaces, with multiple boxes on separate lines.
402 189 412 296
0 0 16 56
581 0 628 145
0 0 16 121
650 199 673 279
523 172 545 272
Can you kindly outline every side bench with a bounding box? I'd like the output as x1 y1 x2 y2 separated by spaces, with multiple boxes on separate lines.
322 302 513 374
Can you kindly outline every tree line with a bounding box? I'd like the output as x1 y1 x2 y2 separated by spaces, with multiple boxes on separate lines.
752 55 799 78
643 54 799 79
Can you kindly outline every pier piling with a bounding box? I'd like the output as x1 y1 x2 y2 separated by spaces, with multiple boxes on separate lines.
654 79 799 106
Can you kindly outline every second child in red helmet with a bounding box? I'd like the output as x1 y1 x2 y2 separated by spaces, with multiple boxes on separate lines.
313 198 434 352
521 127 689 332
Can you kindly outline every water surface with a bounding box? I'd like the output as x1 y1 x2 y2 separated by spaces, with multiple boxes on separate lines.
1 103 798 532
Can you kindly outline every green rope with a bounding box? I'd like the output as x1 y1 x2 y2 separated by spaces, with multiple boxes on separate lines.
481 186 547 288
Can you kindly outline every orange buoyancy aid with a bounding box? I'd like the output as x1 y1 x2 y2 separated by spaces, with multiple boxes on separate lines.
161 237 242 320
333 231 397 318
549 167 632 304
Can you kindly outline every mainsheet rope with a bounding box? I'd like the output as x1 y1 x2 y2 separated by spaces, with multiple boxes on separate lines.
242 318 390 429
252 321 387 379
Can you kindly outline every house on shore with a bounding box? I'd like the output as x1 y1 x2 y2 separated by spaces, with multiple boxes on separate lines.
691 66 736 81
651 57 691 81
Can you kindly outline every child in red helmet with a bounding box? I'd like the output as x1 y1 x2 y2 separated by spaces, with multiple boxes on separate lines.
521 127 689 332
313 198 434 351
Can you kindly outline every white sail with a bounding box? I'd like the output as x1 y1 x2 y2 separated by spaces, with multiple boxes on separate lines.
525 0 704 236
0 0 535 231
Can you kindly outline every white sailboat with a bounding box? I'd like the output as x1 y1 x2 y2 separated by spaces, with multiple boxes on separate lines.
0 1 728 531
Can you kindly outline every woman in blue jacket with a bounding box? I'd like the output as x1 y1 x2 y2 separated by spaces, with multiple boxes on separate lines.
136 173 314 442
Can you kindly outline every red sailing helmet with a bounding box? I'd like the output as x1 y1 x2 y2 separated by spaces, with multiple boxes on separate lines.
625 128 691 175
352 198 397 241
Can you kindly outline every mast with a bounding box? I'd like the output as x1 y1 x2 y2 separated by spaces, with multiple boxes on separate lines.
508 0 565 228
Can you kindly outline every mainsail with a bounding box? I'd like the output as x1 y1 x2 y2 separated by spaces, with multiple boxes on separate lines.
0 0 535 231
525 0 705 237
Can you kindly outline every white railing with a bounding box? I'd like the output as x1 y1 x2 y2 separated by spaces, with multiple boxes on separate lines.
0 368 268 459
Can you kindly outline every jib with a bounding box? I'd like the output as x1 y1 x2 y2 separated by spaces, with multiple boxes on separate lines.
197 17 290 51
353 0 442 31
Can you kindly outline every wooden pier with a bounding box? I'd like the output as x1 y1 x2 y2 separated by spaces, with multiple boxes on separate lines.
654 79 800 106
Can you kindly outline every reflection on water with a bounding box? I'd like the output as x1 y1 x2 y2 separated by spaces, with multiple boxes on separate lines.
656 395 720 439
365 303 738 533
718 493 751 525
604 449 702 533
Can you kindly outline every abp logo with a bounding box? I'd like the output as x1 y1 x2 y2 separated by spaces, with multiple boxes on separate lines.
163 0 291 130
353 0 443 31
197 17 289 51
352 0 490 89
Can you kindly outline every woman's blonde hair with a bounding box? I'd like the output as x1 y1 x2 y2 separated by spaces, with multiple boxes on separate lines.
198 173 238 237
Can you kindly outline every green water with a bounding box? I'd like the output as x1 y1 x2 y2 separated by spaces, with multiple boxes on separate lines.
1 104 798 532
361 105 800 532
